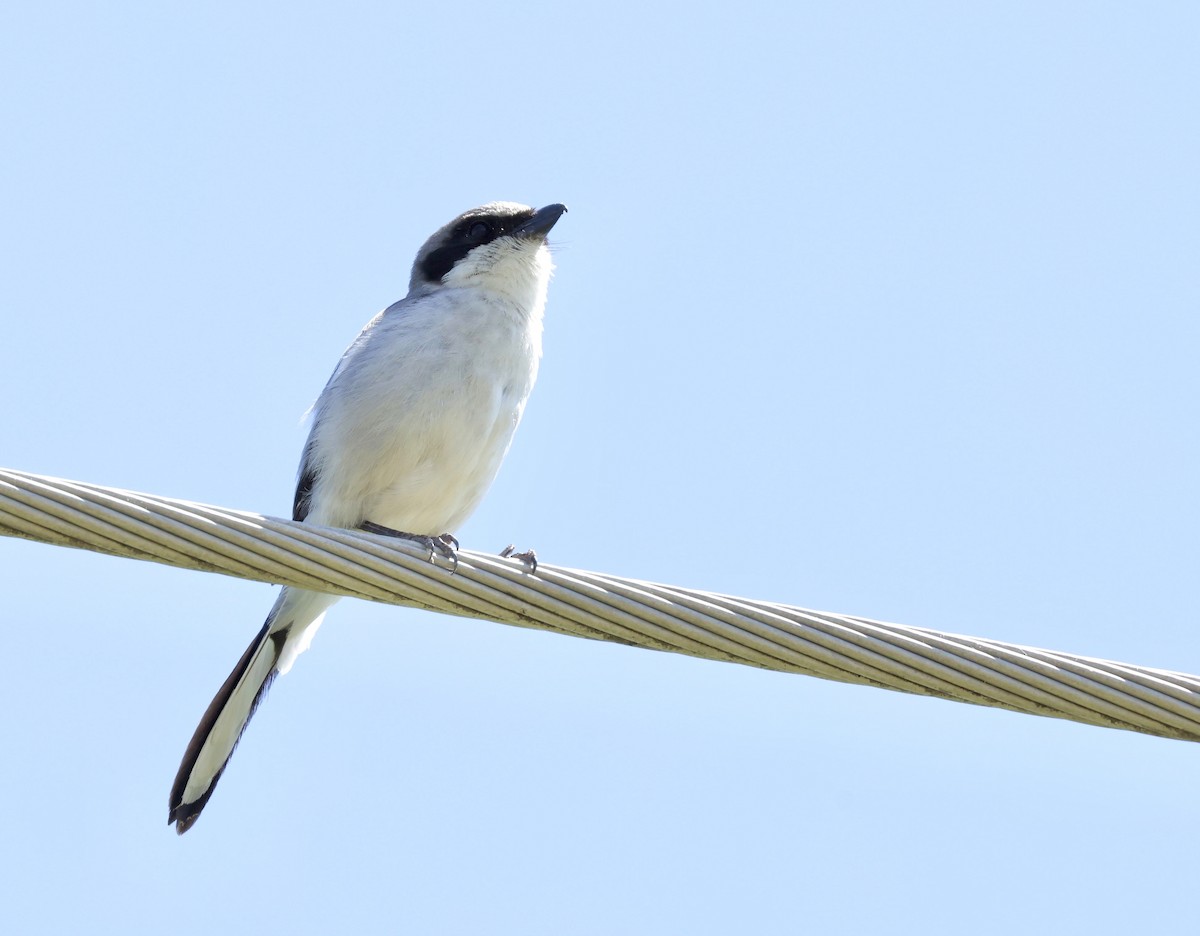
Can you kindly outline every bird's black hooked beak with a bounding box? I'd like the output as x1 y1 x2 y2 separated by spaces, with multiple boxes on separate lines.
514 203 568 238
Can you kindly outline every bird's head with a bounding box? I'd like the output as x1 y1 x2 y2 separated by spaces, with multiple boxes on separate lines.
408 201 567 304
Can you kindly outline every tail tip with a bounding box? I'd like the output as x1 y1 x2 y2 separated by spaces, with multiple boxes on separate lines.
168 802 203 835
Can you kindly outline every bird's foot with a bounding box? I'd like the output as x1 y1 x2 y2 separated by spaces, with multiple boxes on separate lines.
361 521 459 571
500 544 538 573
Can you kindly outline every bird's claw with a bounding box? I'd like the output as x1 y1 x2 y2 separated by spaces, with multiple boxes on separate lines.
360 521 459 572
430 533 460 570
500 544 538 573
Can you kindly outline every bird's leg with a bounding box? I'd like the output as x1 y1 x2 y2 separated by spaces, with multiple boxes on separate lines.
360 521 459 571
500 544 538 573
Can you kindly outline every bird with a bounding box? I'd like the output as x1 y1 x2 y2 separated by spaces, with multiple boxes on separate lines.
168 201 567 834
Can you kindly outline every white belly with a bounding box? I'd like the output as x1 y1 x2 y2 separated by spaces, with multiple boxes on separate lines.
303 287 541 535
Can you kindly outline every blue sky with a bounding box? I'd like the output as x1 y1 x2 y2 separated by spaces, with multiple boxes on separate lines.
2 2 1198 933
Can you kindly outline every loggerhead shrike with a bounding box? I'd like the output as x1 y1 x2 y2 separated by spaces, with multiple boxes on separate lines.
168 201 567 834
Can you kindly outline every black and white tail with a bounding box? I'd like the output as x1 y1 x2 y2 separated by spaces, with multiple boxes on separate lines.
168 587 336 834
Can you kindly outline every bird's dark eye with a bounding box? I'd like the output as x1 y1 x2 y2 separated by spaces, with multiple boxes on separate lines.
468 220 494 241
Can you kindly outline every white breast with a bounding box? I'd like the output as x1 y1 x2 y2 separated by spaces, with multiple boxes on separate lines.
302 254 549 536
